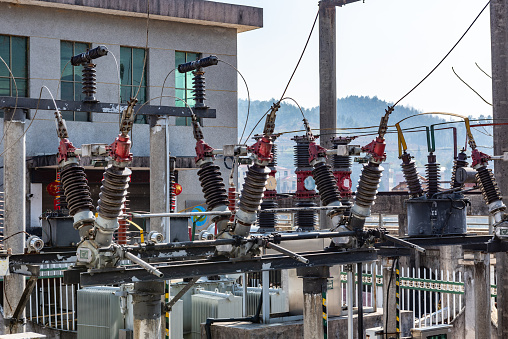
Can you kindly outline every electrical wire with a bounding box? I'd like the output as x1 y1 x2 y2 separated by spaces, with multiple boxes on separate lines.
0 86 52 159
0 230 30 243
241 8 319 145
280 97 307 120
56 59 71 100
452 67 492 106
219 60 251 144
159 68 176 105
476 62 492 79
279 8 319 101
133 0 150 101
0 55 19 148
392 0 490 108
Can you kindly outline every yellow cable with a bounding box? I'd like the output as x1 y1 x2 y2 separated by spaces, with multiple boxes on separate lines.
395 123 407 158
125 219 144 243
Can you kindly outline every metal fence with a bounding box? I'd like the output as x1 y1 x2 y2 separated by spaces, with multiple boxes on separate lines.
339 262 497 329
26 263 77 331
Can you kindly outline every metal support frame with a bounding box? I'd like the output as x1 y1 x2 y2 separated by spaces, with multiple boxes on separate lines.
77 249 377 286
0 96 216 118
7 265 40 330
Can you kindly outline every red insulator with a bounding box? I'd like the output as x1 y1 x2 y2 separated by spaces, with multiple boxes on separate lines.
117 203 129 245
228 186 238 222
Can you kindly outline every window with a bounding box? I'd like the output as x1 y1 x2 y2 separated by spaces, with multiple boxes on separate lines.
120 46 147 124
60 41 91 122
0 34 28 99
175 51 200 126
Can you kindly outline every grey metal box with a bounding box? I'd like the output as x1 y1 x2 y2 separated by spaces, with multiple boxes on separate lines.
41 216 80 247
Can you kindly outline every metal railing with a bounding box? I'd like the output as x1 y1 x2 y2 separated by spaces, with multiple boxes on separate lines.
26 263 77 332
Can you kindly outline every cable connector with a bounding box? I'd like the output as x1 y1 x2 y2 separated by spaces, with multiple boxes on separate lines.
195 140 215 165
308 141 327 165
361 136 386 163
471 148 491 168
263 102 281 136
248 136 273 165
119 98 138 137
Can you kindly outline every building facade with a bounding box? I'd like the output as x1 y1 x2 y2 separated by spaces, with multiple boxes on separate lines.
0 0 262 233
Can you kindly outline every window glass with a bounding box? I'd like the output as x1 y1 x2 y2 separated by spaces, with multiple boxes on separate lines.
120 46 147 124
0 35 28 97
60 40 91 121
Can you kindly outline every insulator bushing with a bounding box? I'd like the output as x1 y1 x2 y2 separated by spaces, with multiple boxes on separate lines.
192 71 206 108
257 200 278 233
82 63 97 102
355 162 383 208
60 163 94 216
56 172 68 211
197 162 228 210
312 162 341 206
239 164 270 214
400 153 423 198
451 151 468 188
269 144 277 168
293 137 312 169
333 154 351 170
425 153 440 198
169 157 176 213
97 166 131 219
295 200 318 231
476 166 503 205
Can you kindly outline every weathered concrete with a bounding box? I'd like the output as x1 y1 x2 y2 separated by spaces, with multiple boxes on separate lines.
0 0 263 32
490 1 508 338
319 1 336 151
132 281 165 339
298 266 329 339
462 252 491 338
450 309 498 339
203 309 413 339
382 258 397 338
2 109 26 334
149 117 167 235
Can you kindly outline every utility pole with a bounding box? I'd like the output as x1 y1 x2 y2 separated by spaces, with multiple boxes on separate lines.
490 1 508 337
318 0 361 229
2 108 26 334
319 0 337 152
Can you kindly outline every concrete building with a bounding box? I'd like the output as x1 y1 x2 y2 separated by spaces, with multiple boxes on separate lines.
0 0 263 232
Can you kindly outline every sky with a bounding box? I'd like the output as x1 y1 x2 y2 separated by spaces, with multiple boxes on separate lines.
221 0 493 118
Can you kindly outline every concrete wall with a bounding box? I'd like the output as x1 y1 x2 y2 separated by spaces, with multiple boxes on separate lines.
0 1 244 213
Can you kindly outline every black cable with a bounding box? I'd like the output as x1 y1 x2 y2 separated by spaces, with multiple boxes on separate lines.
279 9 319 101
393 0 490 108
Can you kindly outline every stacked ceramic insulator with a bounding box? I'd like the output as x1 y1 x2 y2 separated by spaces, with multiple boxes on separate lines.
400 152 423 198
292 136 317 231
425 153 440 198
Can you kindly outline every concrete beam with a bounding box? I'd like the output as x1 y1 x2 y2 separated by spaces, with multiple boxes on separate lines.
0 0 263 32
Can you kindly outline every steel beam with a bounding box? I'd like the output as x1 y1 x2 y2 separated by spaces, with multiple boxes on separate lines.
0 96 216 117
79 249 378 286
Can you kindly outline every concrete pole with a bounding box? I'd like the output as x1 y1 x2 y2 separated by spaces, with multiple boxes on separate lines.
490 2 508 337
2 108 26 334
149 116 167 236
298 266 329 339
319 1 337 230
382 257 396 338
463 252 491 338
132 281 165 339
319 1 337 150
474 253 491 338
